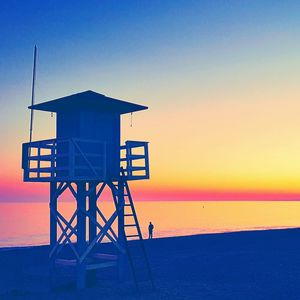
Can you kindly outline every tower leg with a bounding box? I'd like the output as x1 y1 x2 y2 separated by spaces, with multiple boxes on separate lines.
76 182 87 289
87 181 97 286
50 182 58 248
89 182 97 241
118 179 126 281
49 182 57 288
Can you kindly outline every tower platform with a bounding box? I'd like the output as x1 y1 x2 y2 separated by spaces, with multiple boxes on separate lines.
22 139 149 182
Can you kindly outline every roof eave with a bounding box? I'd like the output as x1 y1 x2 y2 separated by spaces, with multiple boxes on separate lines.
28 104 148 114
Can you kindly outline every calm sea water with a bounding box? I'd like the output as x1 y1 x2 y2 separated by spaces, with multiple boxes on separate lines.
0 201 300 247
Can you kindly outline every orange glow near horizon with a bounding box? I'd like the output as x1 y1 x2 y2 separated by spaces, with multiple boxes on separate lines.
2 95 300 201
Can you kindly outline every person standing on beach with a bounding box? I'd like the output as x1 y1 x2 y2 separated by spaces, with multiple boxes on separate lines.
148 222 154 239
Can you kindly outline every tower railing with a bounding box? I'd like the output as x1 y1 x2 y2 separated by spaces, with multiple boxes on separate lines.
120 141 149 180
22 139 149 182
22 138 107 182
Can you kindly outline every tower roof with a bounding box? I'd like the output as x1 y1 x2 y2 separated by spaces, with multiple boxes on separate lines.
29 90 148 114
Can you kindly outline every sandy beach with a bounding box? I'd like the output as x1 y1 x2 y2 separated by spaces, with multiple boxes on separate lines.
1 228 300 299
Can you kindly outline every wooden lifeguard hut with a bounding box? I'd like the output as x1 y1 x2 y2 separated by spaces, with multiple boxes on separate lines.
21 90 154 290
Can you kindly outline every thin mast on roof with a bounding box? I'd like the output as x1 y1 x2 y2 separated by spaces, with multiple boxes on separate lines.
29 45 37 143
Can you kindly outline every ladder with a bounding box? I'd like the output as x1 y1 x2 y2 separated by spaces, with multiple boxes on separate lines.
109 171 155 293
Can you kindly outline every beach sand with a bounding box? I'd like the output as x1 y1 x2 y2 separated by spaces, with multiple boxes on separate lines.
1 228 300 299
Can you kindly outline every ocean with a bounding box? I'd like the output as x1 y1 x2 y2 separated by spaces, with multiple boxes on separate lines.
0 201 299 247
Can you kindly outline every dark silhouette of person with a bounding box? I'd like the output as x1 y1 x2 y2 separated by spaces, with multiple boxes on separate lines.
148 222 154 239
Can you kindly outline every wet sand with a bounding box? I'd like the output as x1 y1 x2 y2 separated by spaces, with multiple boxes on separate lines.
1 228 300 299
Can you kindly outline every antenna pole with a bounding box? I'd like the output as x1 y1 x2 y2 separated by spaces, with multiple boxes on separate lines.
29 45 37 143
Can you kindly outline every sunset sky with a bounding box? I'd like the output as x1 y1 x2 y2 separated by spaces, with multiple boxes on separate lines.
1 1 300 201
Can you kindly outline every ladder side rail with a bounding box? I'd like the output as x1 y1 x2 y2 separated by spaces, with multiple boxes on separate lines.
121 176 143 239
122 224 141 293
122 176 155 289
108 181 140 291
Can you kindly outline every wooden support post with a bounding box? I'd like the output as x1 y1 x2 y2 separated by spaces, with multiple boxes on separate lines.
76 182 87 289
118 179 126 281
49 181 57 287
50 182 58 251
89 182 97 241
87 181 97 286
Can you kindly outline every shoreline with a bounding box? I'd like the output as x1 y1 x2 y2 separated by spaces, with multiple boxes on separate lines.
1 225 299 251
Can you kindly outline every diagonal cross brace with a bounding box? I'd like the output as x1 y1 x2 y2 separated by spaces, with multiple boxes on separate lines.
96 182 106 199
49 208 78 258
67 183 77 198
50 207 80 260
96 206 118 241
79 210 124 263
83 209 123 253
56 223 78 256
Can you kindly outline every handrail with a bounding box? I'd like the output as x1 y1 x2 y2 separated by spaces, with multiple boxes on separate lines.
120 140 149 150
23 137 105 147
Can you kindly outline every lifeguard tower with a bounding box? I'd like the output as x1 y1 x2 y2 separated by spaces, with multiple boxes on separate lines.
21 90 154 290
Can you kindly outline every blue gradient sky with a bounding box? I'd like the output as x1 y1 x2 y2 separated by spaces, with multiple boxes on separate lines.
1 1 300 201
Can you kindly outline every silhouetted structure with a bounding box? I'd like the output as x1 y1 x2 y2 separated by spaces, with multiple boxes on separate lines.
22 90 154 290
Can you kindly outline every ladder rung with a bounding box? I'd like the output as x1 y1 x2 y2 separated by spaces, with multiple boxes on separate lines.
124 214 134 216
125 224 136 227
123 204 131 206
126 235 139 238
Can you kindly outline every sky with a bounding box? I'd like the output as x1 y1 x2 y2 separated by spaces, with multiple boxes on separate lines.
1 0 300 201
